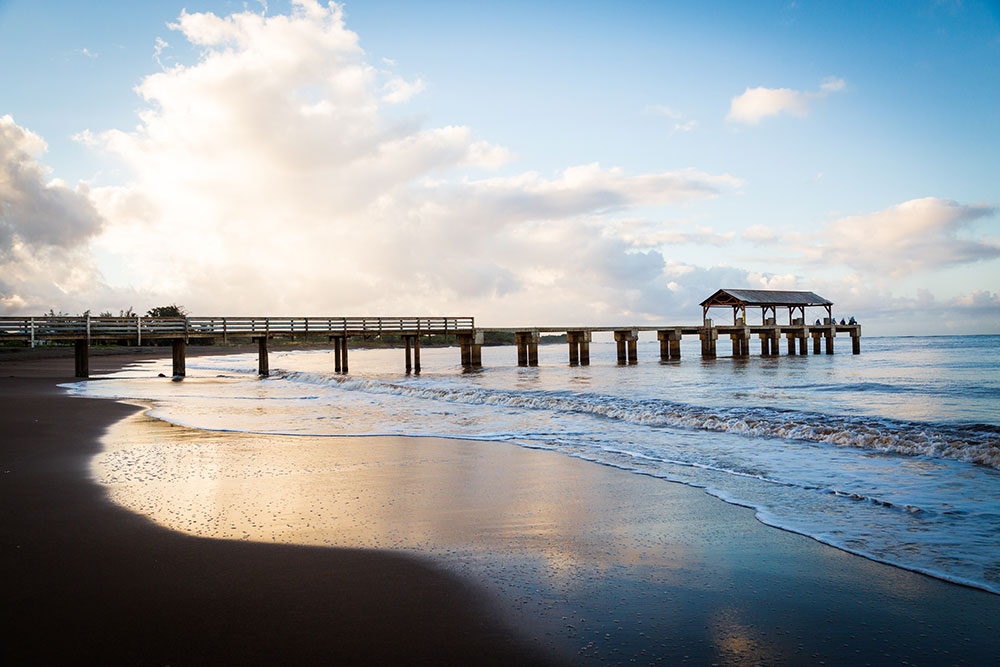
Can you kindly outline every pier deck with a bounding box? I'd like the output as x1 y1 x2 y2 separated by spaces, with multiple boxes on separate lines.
0 316 861 378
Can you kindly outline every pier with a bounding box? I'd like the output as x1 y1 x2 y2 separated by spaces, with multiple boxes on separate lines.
0 287 860 378
1 317 860 379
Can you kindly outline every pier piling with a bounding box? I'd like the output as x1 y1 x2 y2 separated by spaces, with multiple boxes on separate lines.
403 335 422 373
515 331 539 367
699 327 718 359
74 339 88 378
331 336 348 373
255 336 269 376
172 339 186 377
614 329 639 364
566 330 591 366
457 332 483 369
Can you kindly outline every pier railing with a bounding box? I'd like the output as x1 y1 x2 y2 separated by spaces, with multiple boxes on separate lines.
0 316 475 343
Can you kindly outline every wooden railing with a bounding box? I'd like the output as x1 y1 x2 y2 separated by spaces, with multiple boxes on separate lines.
0 316 475 342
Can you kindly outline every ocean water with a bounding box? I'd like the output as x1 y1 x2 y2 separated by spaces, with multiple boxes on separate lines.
67 334 1000 594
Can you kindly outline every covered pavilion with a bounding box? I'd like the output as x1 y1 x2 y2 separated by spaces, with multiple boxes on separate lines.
700 289 833 326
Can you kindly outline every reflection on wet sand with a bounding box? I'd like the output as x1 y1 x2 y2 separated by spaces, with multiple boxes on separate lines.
93 409 1000 664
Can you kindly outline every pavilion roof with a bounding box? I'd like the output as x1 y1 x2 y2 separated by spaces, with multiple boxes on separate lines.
700 288 833 308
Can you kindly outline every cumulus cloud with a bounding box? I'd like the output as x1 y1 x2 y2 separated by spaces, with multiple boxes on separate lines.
811 197 998 276
0 115 119 313
52 0 740 323
0 115 103 251
727 76 845 124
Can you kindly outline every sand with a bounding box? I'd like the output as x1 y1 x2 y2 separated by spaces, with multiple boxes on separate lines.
3 348 1000 665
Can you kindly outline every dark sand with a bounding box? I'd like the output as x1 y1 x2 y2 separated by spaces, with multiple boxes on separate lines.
1 352 556 665
4 348 1000 665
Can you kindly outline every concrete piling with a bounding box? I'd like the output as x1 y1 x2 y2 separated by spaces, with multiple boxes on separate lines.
457 331 483 369
74 339 88 378
699 327 717 358
614 329 639 364
255 336 269 376
515 331 539 367
172 339 186 377
331 336 348 373
566 330 591 366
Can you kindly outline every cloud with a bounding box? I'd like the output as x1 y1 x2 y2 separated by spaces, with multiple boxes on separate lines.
742 224 779 244
612 219 735 248
810 197 998 276
0 115 123 313
39 0 740 323
382 76 425 103
0 115 103 251
643 104 698 134
726 77 846 124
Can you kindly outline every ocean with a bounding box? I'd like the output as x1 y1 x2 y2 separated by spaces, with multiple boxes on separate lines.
67 334 1000 594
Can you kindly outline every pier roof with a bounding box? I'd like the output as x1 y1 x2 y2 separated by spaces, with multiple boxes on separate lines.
700 289 832 307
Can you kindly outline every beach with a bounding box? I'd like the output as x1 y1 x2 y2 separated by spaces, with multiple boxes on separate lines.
1 352 555 665
3 347 1000 665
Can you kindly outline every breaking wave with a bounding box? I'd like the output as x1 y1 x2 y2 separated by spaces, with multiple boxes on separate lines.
274 370 1000 470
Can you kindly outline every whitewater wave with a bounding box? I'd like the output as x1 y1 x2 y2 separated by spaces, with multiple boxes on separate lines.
272 369 1000 469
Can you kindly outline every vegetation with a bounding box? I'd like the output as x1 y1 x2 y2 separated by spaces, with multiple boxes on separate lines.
145 304 187 318
98 307 136 318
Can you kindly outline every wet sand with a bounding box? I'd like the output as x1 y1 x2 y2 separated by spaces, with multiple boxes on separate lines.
4 349 1000 664
1 353 555 665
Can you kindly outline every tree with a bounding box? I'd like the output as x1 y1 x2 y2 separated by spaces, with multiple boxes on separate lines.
145 304 187 318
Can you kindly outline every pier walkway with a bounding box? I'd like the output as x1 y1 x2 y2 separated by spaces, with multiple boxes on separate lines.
0 315 860 378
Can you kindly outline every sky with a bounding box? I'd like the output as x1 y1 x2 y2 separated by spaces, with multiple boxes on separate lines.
1 0 998 335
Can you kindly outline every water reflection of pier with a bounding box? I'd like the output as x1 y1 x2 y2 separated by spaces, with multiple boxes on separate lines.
0 289 860 378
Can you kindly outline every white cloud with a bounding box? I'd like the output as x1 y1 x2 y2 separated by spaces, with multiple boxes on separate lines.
382 76 425 104
0 115 102 251
36 0 740 323
726 77 846 124
810 197 998 276
0 115 134 313
820 76 846 93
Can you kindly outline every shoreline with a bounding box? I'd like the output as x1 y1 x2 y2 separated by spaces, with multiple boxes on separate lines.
4 351 1000 664
0 355 557 665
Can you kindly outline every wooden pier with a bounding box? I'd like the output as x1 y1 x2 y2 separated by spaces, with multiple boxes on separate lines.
0 315 860 378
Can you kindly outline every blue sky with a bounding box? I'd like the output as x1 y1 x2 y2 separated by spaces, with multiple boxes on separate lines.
1 1 998 333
